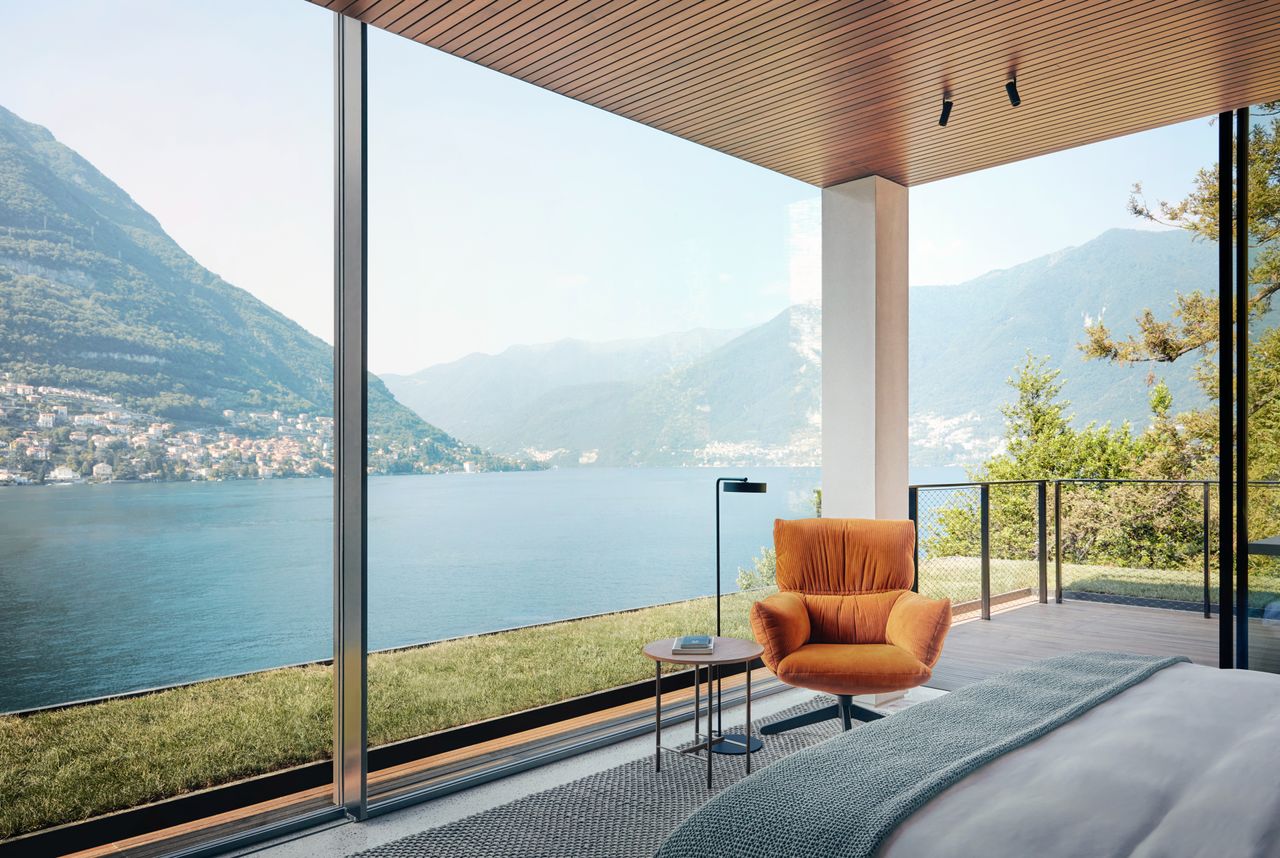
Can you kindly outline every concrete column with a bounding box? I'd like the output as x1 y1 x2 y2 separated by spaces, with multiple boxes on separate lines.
821 175 908 519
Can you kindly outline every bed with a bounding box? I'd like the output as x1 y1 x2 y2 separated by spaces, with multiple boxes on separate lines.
657 652 1280 858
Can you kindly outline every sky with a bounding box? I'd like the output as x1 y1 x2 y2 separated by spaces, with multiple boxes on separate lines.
1 1 1217 375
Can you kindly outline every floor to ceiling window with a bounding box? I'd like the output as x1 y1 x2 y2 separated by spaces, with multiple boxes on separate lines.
362 25 819 800
0 0 336 849
908 115 1223 650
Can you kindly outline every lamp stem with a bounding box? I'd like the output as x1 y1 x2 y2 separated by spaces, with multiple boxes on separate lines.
715 479 722 637
714 476 747 637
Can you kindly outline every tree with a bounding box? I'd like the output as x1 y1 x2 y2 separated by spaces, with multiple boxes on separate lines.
927 355 1141 569
1080 103 1280 486
1078 103 1280 592
972 353 1139 484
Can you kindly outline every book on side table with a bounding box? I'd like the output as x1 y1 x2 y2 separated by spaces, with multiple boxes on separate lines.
672 634 714 655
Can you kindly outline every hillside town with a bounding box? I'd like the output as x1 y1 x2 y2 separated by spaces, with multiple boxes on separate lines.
0 376 336 485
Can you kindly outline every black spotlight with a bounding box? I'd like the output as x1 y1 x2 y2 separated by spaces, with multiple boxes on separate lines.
1005 79 1021 107
938 98 953 127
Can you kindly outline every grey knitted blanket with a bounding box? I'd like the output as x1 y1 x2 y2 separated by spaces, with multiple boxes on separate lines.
657 651 1189 858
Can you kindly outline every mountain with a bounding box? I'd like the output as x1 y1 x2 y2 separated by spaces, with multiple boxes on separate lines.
0 104 512 474
910 228 1212 464
388 306 821 467
381 326 742 451
384 309 819 466
386 229 1215 469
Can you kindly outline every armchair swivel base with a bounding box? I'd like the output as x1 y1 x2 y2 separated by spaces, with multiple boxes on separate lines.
760 693 884 735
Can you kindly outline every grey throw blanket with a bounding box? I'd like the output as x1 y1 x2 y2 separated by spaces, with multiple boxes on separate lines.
657 651 1189 858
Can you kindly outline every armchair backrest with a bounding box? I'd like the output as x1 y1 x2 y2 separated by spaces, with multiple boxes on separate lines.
773 518 916 645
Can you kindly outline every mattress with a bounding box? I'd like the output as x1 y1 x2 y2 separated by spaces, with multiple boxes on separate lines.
881 663 1280 857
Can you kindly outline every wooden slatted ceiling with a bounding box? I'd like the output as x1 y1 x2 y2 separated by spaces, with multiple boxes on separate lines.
313 0 1280 187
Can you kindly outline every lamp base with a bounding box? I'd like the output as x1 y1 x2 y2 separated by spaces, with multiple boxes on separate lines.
710 732 763 755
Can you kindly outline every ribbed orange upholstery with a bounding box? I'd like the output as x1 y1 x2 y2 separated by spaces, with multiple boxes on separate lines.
774 517 915 594
749 518 952 697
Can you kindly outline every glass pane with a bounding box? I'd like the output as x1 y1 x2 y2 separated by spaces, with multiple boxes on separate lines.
365 28 818 799
0 1 335 848
910 116 1220 661
1244 98 1280 673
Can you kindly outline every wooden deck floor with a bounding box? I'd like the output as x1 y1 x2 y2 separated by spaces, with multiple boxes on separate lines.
929 599 1222 691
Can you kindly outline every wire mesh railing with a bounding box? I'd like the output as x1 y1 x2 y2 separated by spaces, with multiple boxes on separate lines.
910 480 1047 618
910 478 1280 619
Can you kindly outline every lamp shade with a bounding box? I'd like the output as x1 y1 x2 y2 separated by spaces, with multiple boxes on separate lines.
723 480 767 493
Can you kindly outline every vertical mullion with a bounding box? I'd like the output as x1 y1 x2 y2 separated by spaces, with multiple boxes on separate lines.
1218 110 1234 670
1236 106 1249 668
334 13 368 818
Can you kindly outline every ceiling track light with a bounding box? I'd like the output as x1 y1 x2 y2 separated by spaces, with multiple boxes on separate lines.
938 97 953 127
1006 79 1021 107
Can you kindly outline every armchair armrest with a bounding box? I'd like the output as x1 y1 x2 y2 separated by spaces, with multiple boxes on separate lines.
885 591 952 668
749 592 810 670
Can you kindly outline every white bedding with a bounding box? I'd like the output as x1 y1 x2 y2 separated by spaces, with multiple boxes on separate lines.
880 663 1280 857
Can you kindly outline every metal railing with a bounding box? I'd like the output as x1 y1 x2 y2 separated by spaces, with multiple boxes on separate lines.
909 478 1280 620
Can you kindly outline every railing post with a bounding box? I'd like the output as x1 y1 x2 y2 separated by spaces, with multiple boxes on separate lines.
980 483 991 620
1054 481 1063 604
1203 481 1211 619
908 486 919 593
1037 480 1048 604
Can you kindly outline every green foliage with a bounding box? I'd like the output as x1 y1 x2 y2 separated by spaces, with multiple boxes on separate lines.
927 355 1141 564
736 547 777 591
925 355 1215 577
977 353 1141 484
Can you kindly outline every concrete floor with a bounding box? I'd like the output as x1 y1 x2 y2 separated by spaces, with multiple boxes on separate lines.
235 685 821 858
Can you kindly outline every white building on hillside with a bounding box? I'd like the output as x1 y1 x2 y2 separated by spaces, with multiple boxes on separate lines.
49 464 79 482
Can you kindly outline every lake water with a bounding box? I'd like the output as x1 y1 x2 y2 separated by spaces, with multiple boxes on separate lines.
0 466 961 711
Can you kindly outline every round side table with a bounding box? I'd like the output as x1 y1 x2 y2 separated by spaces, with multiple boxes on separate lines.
643 636 764 787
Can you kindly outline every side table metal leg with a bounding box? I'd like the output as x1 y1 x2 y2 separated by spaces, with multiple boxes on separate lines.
706 661 714 788
693 663 700 753
655 661 661 772
716 665 722 738
745 663 752 775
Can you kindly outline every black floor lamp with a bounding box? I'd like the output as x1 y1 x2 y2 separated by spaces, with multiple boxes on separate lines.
711 476 767 756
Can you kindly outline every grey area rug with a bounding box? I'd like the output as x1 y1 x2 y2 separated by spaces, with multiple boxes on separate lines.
353 696 844 858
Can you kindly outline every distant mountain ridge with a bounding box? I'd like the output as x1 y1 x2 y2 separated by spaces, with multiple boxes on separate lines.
387 229 1214 468
382 326 743 451
389 306 821 467
0 104 509 473
910 228 1211 464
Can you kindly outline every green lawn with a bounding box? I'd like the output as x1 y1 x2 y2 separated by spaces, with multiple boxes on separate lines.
0 591 763 840
920 556 1280 609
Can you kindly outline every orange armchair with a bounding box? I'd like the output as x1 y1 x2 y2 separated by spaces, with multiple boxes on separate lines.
751 517 951 733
